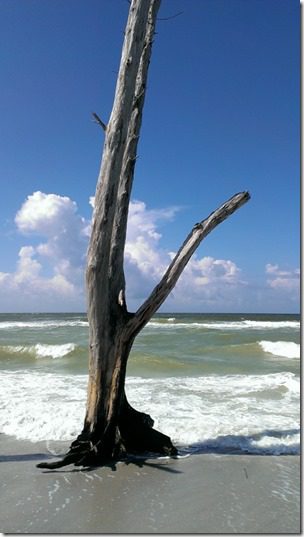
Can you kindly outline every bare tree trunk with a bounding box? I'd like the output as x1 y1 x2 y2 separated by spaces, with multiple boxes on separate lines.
37 0 250 470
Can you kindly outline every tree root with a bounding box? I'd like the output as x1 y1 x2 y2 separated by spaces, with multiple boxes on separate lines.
36 403 177 470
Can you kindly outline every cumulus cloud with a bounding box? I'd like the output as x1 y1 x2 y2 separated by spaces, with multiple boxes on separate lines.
266 263 300 293
87 197 181 303
0 192 89 311
124 200 178 300
162 255 246 311
16 192 89 275
122 200 246 310
0 191 247 311
16 192 77 233
0 244 76 312
3 190 298 313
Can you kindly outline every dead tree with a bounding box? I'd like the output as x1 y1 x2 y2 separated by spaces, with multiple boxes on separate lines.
37 0 250 469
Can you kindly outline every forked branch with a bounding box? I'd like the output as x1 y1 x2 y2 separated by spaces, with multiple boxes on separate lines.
127 191 250 337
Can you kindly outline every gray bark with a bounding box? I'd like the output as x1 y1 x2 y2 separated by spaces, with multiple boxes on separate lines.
127 191 250 339
84 0 161 439
37 0 250 470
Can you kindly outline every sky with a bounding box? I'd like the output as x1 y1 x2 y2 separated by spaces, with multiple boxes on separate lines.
0 0 300 314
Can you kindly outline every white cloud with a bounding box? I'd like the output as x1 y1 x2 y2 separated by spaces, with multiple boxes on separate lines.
15 191 89 285
265 264 279 275
163 255 246 311
123 201 246 310
16 192 74 233
0 190 299 313
1 191 246 311
266 263 300 293
0 192 88 311
87 197 180 303
15 246 42 284
0 244 76 312
187 256 242 286
125 200 176 285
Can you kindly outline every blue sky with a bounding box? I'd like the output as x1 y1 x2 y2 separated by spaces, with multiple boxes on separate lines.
0 0 300 313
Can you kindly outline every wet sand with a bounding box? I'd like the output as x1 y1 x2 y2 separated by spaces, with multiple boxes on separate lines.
0 435 300 534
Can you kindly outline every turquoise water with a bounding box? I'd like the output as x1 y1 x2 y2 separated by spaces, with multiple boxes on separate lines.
0 312 300 454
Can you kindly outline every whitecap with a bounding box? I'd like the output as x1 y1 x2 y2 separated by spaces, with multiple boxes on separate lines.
259 341 300 359
4 343 77 359
0 320 88 330
34 343 77 359
201 320 299 330
146 319 299 331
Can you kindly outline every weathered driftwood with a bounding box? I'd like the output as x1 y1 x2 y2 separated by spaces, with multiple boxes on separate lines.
37 0 250 470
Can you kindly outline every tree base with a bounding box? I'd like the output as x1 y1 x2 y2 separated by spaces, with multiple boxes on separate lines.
37 403 177 469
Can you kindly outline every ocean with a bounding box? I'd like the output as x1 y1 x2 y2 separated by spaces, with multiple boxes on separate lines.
0 312 300 456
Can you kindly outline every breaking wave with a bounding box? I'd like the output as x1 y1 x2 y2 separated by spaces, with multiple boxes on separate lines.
147 319 299 331
259 341 300 359
0 370 299 454
0 320 88 330
3 343 77 359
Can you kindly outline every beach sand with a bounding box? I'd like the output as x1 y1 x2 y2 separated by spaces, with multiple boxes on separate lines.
0 435 300 534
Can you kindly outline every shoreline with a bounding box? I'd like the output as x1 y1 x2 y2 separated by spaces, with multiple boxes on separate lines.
0 435 300 534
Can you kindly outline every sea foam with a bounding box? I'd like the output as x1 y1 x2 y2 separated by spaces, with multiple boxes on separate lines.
147 319 300 331
0 320 88 330
0 371 86 442
5 343 77 359
259 341 300 359
0 370 299 454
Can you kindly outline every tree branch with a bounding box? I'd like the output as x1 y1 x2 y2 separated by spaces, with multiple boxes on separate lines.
127 191 250 338
92 112 107 132
157 11 183 21
86 0 161 308
109 0 161 297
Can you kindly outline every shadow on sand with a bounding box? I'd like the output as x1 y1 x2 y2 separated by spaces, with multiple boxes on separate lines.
0 428 299 472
